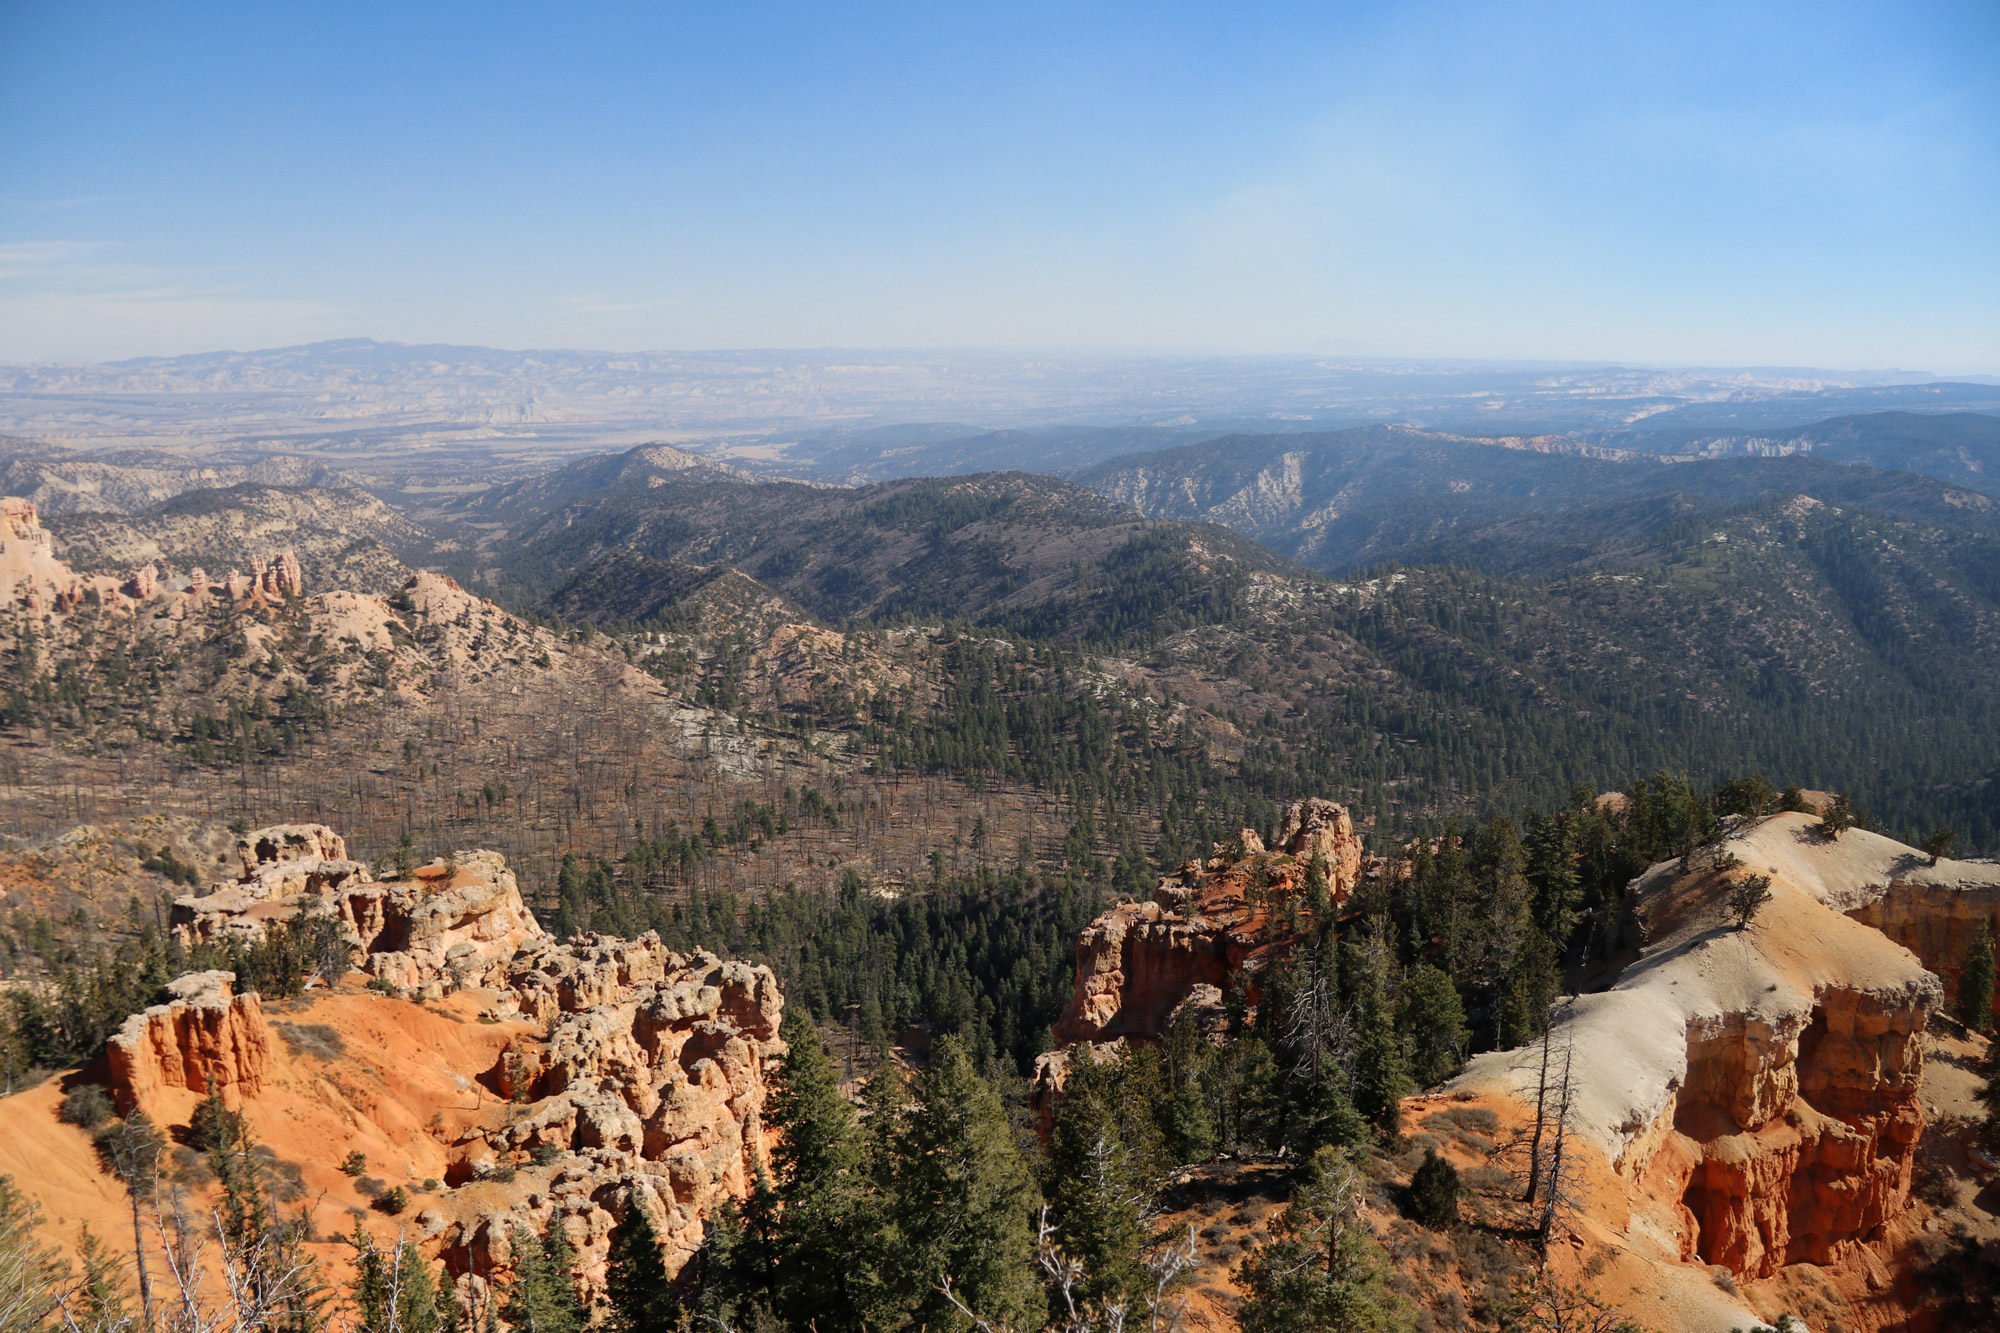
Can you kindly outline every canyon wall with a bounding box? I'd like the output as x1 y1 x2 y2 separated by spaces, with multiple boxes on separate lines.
1439 812 1992 1329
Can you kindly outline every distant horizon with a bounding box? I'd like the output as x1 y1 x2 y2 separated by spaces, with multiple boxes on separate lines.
3 335 1996 385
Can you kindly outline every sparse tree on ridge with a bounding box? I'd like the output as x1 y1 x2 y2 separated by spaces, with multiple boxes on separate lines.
1728 873 1775 931
1923 826 1959 866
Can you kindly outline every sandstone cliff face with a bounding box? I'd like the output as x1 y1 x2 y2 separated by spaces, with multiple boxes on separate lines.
171 824 544 998
1444 812 1950 1325
1050 797 1364 1047
105 970 272 1113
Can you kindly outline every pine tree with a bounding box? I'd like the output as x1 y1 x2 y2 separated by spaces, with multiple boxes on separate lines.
501 1223 585 1333
1959 921 1997 1034
0 1176 68 1333
1237 1148 1403 1333
1352 1000 1410 1138
1727 873 1774 931
887 1035 1045 1332
349 1223 442 1333
1046 1047 1163 1309
71 1225 131 1332
602 1202 678 1333
764 1003 885 1331
1397 965 1471 1089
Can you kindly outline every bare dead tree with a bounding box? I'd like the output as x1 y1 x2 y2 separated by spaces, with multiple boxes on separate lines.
940 1207 1201 1333
1536 1006 1581 1247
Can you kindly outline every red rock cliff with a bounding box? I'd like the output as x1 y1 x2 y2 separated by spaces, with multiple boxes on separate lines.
106 970 273 1113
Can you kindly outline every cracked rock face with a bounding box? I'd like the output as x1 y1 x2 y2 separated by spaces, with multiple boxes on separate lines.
440 933 784 1303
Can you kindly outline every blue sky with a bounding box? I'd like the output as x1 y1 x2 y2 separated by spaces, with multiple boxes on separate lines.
1 0 1995 369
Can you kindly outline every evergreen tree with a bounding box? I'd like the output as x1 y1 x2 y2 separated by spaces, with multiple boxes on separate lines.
763 1004 885 1331
1727 873 1774 931
1397 965 1471 1089
1351 1000 1410 1139
1523 810 1581 946
887 1036 1044 1332
1500 932 1562 1050
0 1176 67 1333
348 1224 441 1333
1046 1047 1164 1309
1237 1148 1403 1333
1405 1150 1459 1229
602 1202 678 1333
1958 921 1997 1035
71 1226 131 1333
501 1223 585 1333
1160 1004 1218 1164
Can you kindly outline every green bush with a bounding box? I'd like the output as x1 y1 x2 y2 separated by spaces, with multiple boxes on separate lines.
58 1085 115 1129
1406 1148 1461 1229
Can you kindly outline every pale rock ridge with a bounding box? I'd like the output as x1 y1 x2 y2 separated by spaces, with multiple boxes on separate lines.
0 494 305 617
1450 813 1951 1292
105 970 272 1113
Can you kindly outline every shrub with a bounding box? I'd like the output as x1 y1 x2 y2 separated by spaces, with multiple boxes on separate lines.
339 1150 368 1177
353 1176 386 1199
274 1022 345 1061
529 1144 562 1166
374 1186 409 1216
1406 1148 1461 1229
186 1089 245 1154
367 976 400 997
59 1085 115 1130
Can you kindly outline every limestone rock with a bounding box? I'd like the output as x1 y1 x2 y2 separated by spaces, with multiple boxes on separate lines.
1448 812 1950 1287
170 824 544 995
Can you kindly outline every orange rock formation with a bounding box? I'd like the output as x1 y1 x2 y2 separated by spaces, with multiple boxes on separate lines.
105 970 273 1112
171 824 544 998
93 825 785 1306
1048 797 1362 1047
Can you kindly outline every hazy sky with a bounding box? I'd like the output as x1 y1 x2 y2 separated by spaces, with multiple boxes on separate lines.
2 1 1995 369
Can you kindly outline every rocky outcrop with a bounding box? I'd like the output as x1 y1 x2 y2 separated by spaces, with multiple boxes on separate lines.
1050 797 1364 1047
1448 813 1947 1301
105 971 272 1113
171 824 544 998
129 823 783 1307
435 934 784 1296
0 493 305 617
